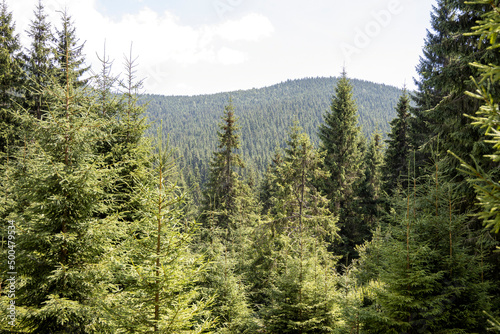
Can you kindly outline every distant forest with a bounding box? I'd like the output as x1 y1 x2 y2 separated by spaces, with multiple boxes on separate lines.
142 77 403 184
1 0 500 333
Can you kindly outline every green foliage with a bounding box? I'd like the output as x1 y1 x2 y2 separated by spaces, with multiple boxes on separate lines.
318 70 366 264
451 0 500 234
384 89 411 194
23 0 54 120
197 234 255 334
203 99 245 224
9 44 115 333
257 124 340 333
262 250 340 334
355 130 385 235
354 157 490 333
409 0 500 206
319 70 364 212
53 9 89 88
0 2 498 332
105 129 212 333
0 0 25 157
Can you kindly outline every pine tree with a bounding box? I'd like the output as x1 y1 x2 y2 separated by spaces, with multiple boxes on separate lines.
24 0 54 120
384 88 411 194
318 69 365 263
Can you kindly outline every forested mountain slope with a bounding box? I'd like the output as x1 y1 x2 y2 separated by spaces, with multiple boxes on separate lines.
141 76 403 182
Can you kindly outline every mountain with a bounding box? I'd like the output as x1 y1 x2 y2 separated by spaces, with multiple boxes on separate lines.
141 76 403 184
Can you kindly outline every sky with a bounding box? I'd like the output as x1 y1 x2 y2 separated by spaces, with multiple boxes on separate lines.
10 0 437 96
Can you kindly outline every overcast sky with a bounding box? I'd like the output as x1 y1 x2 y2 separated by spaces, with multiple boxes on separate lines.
10 0 436 96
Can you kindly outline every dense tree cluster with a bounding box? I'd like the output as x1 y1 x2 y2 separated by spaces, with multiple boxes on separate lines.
0 0 499 333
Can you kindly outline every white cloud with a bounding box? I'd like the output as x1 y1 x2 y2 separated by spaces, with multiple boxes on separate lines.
214 13 275 42
217 47 248 65
8 0 437 96
9 0 274 94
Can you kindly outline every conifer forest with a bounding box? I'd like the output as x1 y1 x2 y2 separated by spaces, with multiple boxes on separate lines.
1 0 500 333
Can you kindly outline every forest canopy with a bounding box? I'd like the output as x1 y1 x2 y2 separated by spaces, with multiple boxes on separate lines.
0 0 499 333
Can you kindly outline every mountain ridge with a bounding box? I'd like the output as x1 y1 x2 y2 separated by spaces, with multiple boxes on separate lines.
141 76 403 183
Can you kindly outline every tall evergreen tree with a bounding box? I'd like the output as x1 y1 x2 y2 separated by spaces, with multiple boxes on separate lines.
357 130 384 229
319 69 364 213
318 69 365 263
202 98 246 231
0 0 25 158
409 0 499 207
24 0 54 119
105 129 212 333
356 158 490 333
11 39 115 333
410 0 500 317
53 9 89 88
383 88 411 194
198 98 258 333
258 124 340 333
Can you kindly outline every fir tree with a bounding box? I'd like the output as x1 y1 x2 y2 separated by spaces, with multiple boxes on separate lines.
198 98 258 333
319 69 364 213
356 157 490 333
358 130 384 229
452 0 500 234
409 0 499 206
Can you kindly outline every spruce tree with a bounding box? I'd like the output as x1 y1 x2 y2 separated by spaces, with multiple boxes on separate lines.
198 98 257 333
318 69 365 263
409 0 499 206
452 0 500 234
92 46 150 224
105 129 212 333
0 0 25 158
202 98 247 232
53 9 89 88
259 123 340 333
356 157 490 333
11 36 115 333
358 130 384 229
383 88 411 194
24 0 54 119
